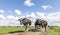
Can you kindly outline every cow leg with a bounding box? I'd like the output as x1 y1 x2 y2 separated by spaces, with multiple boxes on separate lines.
29 25 31 31
27 24 29 31
39 26 42 32
25 25 27 32
25 24 29 32
35 25 36 30
45 26 47 32
35 25 38 30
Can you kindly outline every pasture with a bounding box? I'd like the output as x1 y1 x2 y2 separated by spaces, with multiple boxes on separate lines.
45 26 60 35
0 26 60 35
0 26 35 34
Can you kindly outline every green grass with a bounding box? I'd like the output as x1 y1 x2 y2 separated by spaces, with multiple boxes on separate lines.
0 26 60 35
0 26 35 34
45 26 60 35
0 26 24 34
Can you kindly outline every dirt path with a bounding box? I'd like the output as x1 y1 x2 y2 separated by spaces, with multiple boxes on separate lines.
2 28 47 35
2 32 45 35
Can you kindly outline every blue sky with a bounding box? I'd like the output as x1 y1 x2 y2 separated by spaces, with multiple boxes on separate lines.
0 0 60 13
0 0 60 26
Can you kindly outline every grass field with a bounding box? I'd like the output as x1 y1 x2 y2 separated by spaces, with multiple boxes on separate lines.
0 26 60 35
0 26 35 34
45 26 60 35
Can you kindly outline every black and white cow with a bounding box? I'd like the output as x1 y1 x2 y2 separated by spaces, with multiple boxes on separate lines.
35 19 48 32
18 18 31 32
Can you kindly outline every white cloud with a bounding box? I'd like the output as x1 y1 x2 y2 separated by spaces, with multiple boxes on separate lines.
24 0 34 7
0 15 8 26
6 15 20 26
31 12 36 17
7 15 15 20
41 5 52 10
0 15 20 26
15 10 21 15
47 12 60 25
0 11 60 26
0 15 6 20
36 12 47 19
0 10 4 14
26 12 36 19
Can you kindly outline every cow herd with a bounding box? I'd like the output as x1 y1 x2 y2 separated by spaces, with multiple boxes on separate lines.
18 18 48 32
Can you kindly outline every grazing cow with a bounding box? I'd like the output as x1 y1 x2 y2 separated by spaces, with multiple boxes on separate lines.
18 18 31 32
35 19 47 32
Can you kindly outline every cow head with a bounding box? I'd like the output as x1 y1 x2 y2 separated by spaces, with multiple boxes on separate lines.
18 18 23 25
